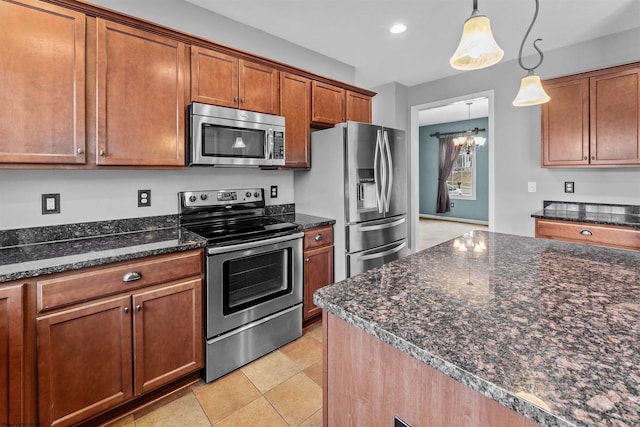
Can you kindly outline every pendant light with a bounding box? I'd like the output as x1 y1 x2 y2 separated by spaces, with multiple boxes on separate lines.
450 0 504 71
512 0 550 106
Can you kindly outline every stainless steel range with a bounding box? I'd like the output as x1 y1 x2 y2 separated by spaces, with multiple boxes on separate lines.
179 188 303 382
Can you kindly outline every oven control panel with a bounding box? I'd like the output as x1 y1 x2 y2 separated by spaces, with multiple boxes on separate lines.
181 188 264 208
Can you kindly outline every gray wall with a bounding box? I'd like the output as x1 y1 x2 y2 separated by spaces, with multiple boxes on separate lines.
408 27 640 237
0 0 356 230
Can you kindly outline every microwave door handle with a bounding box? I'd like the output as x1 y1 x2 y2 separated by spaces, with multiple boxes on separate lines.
266 130 274 159
374 130 383 213
383 130 393 213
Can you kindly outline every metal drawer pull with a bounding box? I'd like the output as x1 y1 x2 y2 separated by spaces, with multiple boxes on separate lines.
580 230 593 236
122 271 142 282
136 305 142 312
305 258 310 263
315 234 324 241
124 307 129 314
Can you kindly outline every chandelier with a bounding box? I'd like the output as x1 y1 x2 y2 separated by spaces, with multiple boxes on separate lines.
453 102 486 154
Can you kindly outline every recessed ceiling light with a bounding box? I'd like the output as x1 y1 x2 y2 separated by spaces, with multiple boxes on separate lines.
390 24 406 34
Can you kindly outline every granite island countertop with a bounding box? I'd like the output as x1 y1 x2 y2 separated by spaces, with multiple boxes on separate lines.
532 201 640 228
0 215 206 283
314 231 640 427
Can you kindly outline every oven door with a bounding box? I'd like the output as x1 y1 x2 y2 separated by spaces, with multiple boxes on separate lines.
206 232 303 338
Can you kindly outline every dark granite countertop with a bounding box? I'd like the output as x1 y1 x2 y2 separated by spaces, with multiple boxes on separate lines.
314 231 640 427
0 215 206 283
532 201 640 229
281 212 336 230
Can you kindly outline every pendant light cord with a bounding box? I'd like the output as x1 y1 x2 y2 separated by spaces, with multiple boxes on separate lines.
517 0 544 72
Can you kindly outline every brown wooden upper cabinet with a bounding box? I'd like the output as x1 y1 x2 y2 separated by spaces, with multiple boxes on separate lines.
542 63 640 167
280 73 311 168
311 81 345 126
346 90 373 123
0 0 86 165
95 19 188 166
191 46 279 115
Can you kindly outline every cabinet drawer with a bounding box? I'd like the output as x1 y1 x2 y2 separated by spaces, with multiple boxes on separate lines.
535 219 640 251
304 226 334 250
37 249 203 312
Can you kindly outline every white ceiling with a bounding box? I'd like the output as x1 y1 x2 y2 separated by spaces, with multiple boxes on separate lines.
184 0 640 90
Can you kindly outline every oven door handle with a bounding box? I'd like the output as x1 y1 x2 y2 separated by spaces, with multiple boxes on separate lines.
206 231 304 255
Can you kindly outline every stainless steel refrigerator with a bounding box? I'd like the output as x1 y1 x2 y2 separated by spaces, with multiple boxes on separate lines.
294 121 408 281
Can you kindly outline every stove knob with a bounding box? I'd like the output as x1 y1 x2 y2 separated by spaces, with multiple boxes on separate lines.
254 191 260 198
245 191 252 198
188 195 197 203
200 194 208 201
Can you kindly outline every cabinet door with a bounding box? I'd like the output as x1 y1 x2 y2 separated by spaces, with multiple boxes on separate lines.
303 245 334 320
132 279 203 396
0 0 85 165
0 284 23 426
280 73 311 168
346 91 372 123
37 295 133 427
590 68 640 165
239 60 279 114
96 19 187 166
541 78 589 167
191 46 239 108
311 81 345 126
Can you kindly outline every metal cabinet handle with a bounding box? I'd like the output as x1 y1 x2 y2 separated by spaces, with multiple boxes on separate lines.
99 149 105 156
591 156 595 160
241 97 245 103
77 147 84 155
122 271 142 282
136 304 142 312
583 156 588 160
314 234 324 241
580 230 593 236
124 307 129 314
234 96 238 102
304 258 310 263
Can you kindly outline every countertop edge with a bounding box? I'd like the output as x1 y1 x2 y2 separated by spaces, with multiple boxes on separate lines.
314 296 576 427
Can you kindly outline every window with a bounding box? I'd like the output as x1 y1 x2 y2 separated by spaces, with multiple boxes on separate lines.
447 150 476 200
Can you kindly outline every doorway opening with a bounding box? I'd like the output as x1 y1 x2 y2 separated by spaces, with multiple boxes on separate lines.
409 90 495 252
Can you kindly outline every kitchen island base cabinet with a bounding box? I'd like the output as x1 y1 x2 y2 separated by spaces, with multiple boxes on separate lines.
323 313 539 427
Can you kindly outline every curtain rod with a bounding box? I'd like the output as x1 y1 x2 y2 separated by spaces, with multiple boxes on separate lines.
429 127 486 138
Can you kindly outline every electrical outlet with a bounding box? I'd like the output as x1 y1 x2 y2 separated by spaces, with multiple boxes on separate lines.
138 189 151 207
41 193 60 215
564 181 574 193
527 182 536 193
270 185 278 198
450 201 454 208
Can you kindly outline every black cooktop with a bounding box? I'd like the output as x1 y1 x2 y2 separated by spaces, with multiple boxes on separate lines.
183 216 301 246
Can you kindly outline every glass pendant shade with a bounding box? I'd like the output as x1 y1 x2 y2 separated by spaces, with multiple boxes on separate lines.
450 14 504 70
512 73 550 106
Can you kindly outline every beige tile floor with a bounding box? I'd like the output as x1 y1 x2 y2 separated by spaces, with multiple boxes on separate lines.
107 323 323 427
418 218 488 251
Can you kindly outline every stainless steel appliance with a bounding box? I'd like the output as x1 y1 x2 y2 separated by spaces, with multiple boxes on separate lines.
179 188 303 382
188 102 285 167
295 122 408 280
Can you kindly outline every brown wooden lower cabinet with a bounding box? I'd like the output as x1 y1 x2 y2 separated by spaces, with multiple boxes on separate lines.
35 250 204 427
0 283 24 426
535 218 640 251
323 312 540 427
303 226 334 321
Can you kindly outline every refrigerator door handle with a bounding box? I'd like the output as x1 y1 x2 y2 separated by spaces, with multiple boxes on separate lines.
355 217 406 232
358 241 407 261
374 130 384 213
383 130 393 213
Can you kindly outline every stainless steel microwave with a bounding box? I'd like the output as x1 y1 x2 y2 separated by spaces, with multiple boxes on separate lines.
188 102 285 167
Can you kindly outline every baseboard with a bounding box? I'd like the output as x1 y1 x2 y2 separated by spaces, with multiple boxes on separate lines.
419 214 488 226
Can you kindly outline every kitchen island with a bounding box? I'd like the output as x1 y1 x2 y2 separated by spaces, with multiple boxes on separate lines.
314 231 640 427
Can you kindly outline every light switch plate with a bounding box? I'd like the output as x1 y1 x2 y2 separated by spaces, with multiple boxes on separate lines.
42 193 60 215
527 182 536 193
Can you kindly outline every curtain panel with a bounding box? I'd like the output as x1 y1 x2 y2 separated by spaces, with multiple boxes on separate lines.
436 136 461 213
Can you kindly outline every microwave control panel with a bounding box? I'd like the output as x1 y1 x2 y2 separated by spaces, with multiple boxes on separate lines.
273 131 284 159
